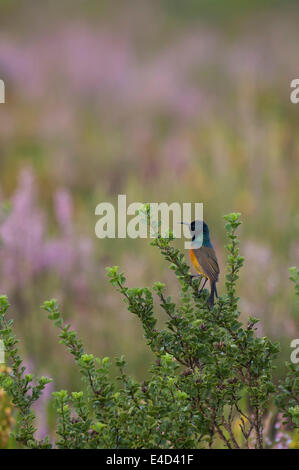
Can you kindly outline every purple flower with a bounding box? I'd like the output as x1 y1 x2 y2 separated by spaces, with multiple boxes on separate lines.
0 167 93 301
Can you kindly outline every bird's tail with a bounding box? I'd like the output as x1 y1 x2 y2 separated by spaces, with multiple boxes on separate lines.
208 281 217 306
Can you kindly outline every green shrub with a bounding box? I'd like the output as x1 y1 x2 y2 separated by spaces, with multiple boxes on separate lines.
275 267 299 430
0 213 297 448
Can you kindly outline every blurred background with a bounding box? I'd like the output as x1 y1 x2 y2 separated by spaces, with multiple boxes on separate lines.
0 0 298 442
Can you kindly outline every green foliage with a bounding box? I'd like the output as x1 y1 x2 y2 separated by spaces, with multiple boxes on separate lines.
0 213 296 448
275 268 299 429
0 296 52 448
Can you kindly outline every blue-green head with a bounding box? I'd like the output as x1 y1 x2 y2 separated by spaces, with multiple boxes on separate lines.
181 220 212 248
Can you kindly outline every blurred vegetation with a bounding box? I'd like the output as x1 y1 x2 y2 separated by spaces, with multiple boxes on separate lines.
0 366 14 448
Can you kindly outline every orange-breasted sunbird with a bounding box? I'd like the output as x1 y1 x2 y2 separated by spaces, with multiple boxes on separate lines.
181 220 219 306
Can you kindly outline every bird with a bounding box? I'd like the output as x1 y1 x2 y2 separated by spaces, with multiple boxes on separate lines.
181 220 219 306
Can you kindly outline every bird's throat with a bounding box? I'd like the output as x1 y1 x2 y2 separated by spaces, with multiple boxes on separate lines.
191 234 212 248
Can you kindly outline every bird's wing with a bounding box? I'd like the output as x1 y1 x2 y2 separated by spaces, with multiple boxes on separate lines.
193 246 220 282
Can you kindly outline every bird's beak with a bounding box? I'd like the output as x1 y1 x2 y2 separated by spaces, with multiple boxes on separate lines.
180 222 189 226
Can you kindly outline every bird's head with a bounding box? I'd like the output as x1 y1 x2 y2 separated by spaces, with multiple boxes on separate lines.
180 220 209 242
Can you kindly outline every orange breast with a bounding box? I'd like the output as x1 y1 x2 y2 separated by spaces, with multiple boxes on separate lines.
189 249 208 278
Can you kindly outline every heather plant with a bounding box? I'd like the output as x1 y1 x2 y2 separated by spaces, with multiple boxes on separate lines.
0 212 297 449
0 168 92 298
